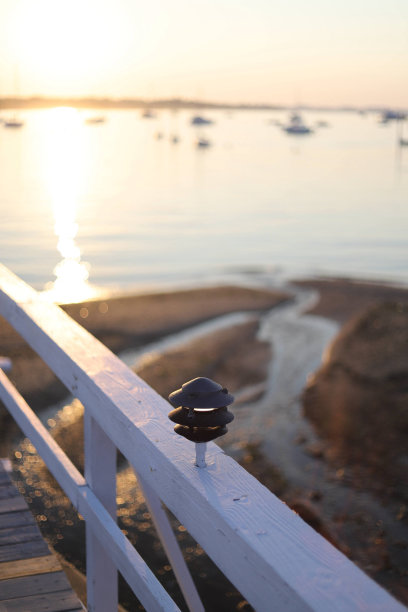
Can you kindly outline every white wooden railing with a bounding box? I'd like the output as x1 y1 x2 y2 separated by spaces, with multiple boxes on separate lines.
0 263 406 612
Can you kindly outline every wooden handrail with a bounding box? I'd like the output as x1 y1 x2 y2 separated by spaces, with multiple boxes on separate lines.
0 264 406 611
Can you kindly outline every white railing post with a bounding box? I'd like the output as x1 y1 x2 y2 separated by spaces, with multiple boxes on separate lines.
84 410 118 611
136 472 205 612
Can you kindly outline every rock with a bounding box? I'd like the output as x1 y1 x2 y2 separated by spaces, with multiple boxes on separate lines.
308 489 323 501
303 302 408 502
304 441 326 458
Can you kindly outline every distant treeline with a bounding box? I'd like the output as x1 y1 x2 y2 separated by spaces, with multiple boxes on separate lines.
0 96 281 111
0 96 392 113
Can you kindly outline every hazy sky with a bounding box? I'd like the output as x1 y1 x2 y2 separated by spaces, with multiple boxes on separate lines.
1 0 407 107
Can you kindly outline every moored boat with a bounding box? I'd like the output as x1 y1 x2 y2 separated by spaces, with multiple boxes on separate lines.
283 112 313 135
3 116 24 128
85 116 106 124
191 115 213 126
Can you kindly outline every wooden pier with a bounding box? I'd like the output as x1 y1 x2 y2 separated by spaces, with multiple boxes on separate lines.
0 459 83 611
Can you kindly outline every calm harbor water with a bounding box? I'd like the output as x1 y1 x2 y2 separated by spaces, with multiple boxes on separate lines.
1 106 407 301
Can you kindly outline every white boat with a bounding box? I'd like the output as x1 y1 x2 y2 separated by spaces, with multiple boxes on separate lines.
283 112 313 135
85 116 106 125
195 137 211 148
141 109 157 119
191 115 213 126
3 116 24 128
379 109 407 123
5 69 24 128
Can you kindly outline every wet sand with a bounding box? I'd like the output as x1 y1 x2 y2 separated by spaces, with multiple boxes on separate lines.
294 276 408 323
0 285 288 416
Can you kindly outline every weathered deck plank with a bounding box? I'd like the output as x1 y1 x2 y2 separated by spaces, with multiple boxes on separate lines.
0 571 75 599
0 483 21 500
0 496 28 514
0 539 50 563
0 524 44 546
0 589 83 611
0 511 36 530
0 472 12 485
0 555 62 580
0 461 83 610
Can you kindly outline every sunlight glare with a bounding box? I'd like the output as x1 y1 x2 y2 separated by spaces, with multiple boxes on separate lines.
40 107 96 304
9 0 127 93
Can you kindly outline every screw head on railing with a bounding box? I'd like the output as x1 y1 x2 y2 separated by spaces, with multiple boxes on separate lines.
0 357 12 373
168 377 234 467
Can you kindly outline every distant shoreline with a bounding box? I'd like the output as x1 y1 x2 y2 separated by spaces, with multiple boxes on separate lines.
0 96 400 113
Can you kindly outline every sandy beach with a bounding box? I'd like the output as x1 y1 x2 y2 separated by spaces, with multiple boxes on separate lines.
2 276 404 407
1 276 408 609
294 276 408 323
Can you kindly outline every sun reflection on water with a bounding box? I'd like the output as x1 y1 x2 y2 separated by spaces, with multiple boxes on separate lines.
40 107 97 303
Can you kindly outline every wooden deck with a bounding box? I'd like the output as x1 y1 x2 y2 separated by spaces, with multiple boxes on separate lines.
0 459 84 611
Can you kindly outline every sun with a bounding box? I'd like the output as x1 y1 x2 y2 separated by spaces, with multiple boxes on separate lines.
8 0 130 95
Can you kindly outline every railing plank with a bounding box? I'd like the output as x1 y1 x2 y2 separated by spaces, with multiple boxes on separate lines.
137 473 204 612
0 264 406 612
0 368 85 503
77 486 180 612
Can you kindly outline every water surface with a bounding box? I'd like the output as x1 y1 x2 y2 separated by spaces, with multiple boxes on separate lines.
1 107 407 301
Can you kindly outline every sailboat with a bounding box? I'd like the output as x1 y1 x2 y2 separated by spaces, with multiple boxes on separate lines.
191 115 213 126
282 112 313 135
397 116 408 146
195 134 211 148
3 116 24 128
3 67 24 128
141 108 157 119
84 116 106 125
399 129 408 146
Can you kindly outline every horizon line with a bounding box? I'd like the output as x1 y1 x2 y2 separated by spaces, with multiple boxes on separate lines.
0 95 407 113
